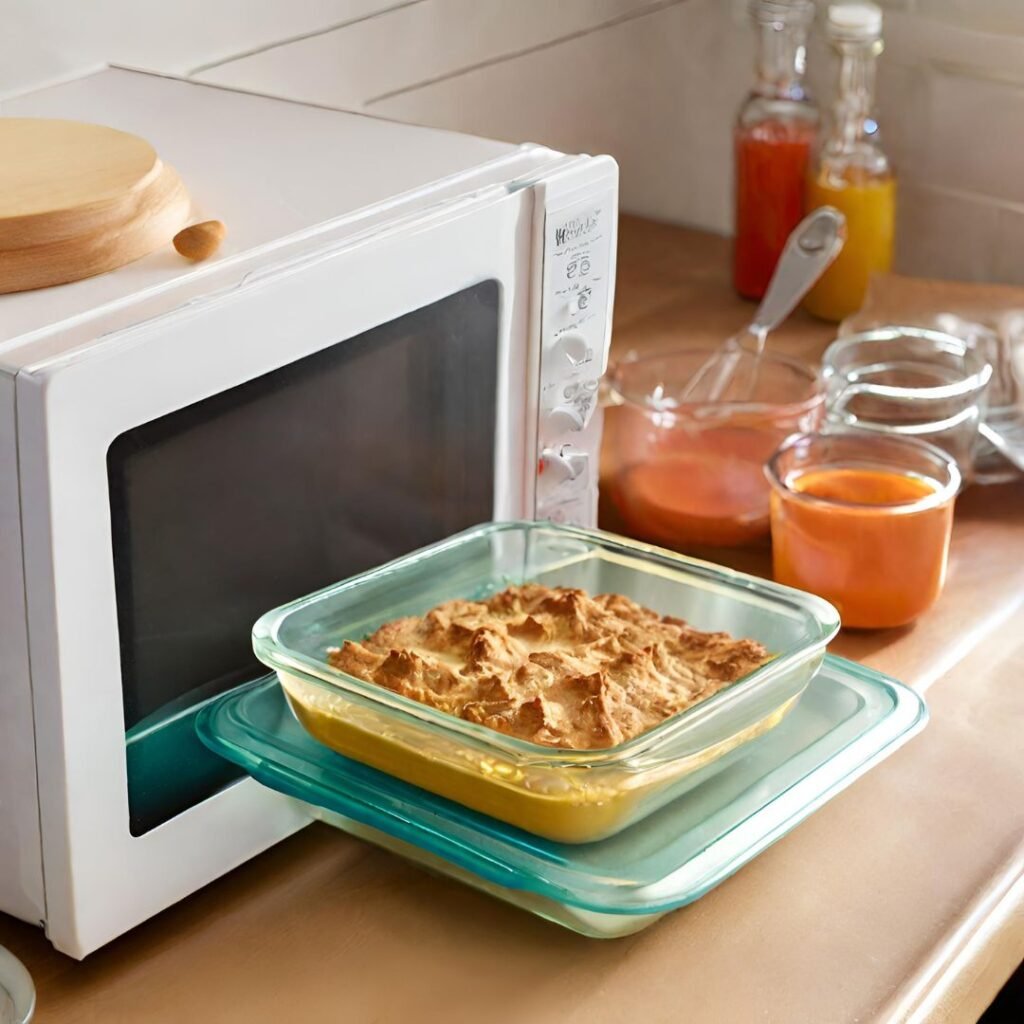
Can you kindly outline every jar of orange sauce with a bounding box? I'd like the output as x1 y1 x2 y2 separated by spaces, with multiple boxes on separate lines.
765 431 959 628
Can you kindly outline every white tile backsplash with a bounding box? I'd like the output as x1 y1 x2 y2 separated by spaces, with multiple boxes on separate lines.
919 0 1024 35
197 0 657 109
1 1 399 98
993 205 1024 284
368 0 749 232
895 182 1001 282
920 67 1024 204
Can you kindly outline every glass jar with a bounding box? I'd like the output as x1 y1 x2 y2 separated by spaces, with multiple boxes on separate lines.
822 327 993 476
766 431 959 628
734 0 819 301
803 2 895 322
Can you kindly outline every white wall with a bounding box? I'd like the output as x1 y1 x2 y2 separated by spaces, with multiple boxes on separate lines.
195 0 749 235
6 0 1024 284
0 2 401 94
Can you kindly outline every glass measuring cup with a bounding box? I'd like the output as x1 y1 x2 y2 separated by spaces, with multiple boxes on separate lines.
822 327 992 476
603 349 824 549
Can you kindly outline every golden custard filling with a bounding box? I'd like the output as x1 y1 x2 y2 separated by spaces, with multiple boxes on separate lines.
327 584 769 750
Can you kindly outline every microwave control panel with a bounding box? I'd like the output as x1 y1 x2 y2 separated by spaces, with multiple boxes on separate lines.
535 177 617 527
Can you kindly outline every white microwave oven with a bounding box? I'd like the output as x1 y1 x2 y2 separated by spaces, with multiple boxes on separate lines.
0 68 617 957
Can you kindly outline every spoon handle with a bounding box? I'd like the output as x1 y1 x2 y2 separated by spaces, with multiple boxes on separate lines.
675 207 846 405
751 206 847 335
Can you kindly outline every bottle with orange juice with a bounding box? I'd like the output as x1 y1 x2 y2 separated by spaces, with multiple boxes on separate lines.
803 2 894 322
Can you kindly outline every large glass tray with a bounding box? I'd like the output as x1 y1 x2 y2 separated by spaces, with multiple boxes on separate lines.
196 654 926 938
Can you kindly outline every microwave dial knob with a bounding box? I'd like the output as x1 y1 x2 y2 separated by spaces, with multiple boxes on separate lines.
553 334 591 368
539 447 589 484
546 403 586 433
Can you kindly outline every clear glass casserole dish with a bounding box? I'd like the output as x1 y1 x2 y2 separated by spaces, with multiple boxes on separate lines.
252 522 840 843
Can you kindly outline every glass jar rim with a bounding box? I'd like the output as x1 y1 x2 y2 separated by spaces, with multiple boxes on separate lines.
765 430 962 514
607 348 825 419
823 326 993 403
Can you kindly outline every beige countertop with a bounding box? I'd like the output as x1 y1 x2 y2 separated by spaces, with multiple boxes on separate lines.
2 217 1023 1024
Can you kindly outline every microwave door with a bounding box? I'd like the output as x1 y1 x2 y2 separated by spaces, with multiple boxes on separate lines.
16 187 539 956
110 279 502 836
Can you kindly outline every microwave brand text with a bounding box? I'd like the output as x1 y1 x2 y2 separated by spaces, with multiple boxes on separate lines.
555 209 600 247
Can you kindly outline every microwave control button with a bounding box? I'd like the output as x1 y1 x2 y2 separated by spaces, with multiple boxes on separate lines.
545 403 586 433
552 334 591 369
564 378 600 400
539 447 589 485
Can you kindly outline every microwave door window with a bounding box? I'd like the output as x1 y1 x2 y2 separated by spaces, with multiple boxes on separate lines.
108 280 500 835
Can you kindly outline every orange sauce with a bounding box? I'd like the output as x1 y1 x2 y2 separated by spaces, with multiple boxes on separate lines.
612 428 780 548
734 120 815 300
770 467 954 628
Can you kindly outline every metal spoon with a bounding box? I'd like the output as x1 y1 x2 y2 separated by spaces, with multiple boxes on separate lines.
681 206 847 403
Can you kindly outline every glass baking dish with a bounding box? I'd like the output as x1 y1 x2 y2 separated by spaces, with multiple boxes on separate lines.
196 655 928 938
252 521 840 843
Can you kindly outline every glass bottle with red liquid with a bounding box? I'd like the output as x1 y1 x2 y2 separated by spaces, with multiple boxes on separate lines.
734 0 819 300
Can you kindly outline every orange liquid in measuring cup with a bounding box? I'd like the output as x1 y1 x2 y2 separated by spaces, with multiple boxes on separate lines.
771 467 954 629
613 428 780 548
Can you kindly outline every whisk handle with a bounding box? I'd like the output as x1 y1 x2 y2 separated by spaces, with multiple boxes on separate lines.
752 206 847 335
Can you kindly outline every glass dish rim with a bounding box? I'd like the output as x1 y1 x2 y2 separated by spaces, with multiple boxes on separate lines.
252 520 840 769
823 326 994 403
606 348 825 421
765 430 962 515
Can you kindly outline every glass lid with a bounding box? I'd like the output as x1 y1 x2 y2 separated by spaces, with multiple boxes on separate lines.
196 654 926 916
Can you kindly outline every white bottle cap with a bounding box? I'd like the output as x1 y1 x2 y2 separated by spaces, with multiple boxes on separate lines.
827 2 883 40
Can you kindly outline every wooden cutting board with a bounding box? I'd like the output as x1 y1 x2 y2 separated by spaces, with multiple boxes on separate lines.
0 118 192 293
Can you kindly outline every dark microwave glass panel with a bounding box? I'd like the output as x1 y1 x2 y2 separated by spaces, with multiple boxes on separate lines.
109 280 500 835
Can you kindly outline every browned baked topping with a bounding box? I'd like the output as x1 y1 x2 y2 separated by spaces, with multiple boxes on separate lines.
326 584 768 750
